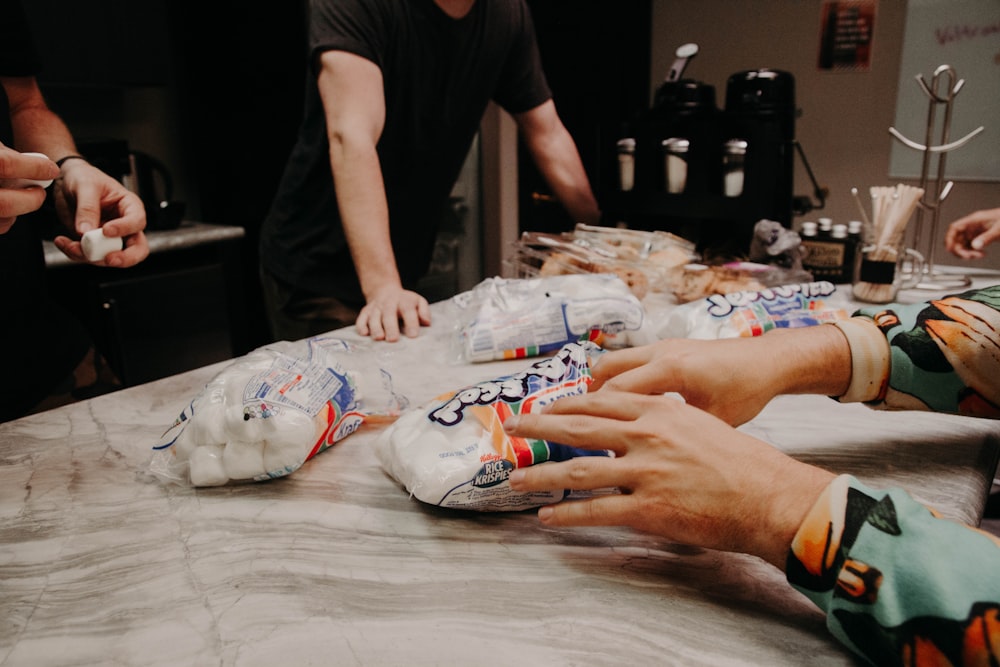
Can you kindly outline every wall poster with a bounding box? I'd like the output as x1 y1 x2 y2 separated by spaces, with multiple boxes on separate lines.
818 1 878 72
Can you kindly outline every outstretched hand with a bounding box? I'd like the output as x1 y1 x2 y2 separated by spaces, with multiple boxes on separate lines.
504 390 835 569
590 326 851 426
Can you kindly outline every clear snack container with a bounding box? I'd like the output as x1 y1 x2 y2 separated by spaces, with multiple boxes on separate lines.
505 225 698 301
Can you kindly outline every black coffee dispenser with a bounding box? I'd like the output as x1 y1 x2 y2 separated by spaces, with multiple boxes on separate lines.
609 56 825 258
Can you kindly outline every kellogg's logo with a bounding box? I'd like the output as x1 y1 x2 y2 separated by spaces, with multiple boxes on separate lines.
473 459 513 488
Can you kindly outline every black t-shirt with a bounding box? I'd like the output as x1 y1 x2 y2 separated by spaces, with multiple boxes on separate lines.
0 0 39 77
259 0 551 305
0 0 45 313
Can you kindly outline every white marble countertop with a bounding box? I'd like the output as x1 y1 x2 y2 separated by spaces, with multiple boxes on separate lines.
2 278 999 666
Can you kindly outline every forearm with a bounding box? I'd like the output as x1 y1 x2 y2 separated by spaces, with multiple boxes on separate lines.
787 474 1000 665
516 101 600 225
851 286 1000 415
5 79 77 159
329 137 401 300
757 324 854 398
528 126 600 225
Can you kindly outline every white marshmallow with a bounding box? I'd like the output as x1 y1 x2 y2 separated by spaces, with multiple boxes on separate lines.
81 227 124 262
170 422 200 462
0 152 54 189
188 444 228 487
263 441 308 478
376 409 474 502
224 403 271 442
262 408 317 476
223 439 267 481
188 398 228 447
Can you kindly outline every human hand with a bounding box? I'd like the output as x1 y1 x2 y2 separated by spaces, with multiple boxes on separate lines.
503 391 835 569
50 159 149 267
0 145 60 234
590 326 851 426
355 285 431 342
945 208 1000 260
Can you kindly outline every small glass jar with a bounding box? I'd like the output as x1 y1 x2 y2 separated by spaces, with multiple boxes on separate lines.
722 139 747 197
616 137 636 192
661 137 689 194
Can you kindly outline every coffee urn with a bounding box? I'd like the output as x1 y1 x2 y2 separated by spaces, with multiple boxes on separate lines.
608 55 824 258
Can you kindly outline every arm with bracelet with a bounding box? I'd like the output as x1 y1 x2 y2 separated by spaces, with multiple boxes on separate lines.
3 68 150 267
47 149 150 267
502 285 1000 665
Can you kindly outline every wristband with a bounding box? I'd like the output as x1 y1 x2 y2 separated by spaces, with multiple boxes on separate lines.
828 318 891 403
55 154 88 168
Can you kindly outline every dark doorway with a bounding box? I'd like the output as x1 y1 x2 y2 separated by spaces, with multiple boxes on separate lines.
520 1 652 235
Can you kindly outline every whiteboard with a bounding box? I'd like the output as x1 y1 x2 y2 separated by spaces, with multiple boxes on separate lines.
889 0 999 182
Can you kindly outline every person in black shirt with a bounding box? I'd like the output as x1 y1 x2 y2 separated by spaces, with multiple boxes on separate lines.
259 0 601 343
0 0 148 421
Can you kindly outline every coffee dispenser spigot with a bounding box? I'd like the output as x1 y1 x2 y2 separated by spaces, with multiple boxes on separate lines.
665 43 699 82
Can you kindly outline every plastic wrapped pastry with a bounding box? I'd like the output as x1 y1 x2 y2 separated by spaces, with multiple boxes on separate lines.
375 341 609 512
151 336 407 486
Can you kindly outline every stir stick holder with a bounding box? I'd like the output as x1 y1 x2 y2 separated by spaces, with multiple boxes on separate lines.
889 64 984 290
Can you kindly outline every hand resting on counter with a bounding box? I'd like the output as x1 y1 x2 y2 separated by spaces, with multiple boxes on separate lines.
505 389 834 568
355 283 431 342
587 325 852 426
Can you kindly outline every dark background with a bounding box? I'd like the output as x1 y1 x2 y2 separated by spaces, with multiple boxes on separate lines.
24 0 652 358
520 0 651 234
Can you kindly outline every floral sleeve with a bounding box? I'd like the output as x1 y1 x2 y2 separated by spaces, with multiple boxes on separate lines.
852 284 1000 417
786 475 1000 666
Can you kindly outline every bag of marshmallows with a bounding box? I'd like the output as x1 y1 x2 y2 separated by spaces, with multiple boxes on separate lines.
375 341 609 512
151 336 407 486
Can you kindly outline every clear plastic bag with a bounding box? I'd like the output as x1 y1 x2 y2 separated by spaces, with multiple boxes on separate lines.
150 336 408 486
505 225 697 300
655 281 850 339
449 274 647 362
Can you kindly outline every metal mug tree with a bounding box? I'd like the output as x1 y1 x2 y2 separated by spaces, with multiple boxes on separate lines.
888 64 984 290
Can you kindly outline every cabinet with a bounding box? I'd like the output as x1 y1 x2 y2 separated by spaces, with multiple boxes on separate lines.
44 222 246 387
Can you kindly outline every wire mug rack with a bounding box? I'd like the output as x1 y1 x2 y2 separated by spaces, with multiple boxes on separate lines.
888 64 985 290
